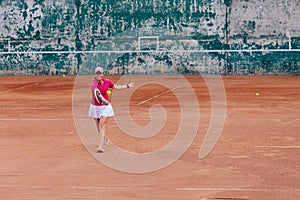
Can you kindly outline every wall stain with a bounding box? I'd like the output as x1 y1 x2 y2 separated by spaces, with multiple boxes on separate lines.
0 0 299 75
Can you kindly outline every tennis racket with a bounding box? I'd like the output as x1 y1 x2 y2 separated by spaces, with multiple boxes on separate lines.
94 88 109 105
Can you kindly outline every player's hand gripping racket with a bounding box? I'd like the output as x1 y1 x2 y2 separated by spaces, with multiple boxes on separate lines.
94 88 109 105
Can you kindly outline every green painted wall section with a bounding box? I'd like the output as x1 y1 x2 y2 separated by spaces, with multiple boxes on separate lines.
0 0 299 75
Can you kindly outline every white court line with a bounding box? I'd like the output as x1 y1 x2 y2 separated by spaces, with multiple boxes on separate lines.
0 82 39 94
176 187 300 191
256 146 300 149
0 185 136 190
0 118 73 121
1 185 298 192
0 118 157 121
136 86 182 106
0 173 23 176
0 108 69 110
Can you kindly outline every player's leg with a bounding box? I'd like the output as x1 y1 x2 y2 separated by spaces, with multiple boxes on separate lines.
93 118 100 133
95 118 107 144
97 116 109 152
99 116 108 143
93 118 105 152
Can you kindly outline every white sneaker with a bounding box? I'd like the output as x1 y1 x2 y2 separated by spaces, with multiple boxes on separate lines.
97 146 104 153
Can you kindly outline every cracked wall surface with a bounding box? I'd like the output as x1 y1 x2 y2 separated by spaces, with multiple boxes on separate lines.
0 0 299 75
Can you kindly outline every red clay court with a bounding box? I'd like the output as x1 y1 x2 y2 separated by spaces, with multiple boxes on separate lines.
0 75 299 199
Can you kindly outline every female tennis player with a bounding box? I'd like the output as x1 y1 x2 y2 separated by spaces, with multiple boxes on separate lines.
89 67 134 153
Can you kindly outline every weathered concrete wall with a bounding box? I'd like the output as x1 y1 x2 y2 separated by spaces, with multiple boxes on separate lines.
0 0 299 75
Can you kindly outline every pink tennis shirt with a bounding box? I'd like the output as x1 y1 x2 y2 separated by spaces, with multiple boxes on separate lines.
91 78 115 106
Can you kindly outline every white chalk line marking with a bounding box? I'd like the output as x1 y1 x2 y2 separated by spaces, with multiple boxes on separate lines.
176 187 300 192
0 82 40 94
256 146 300 149
136 86 182 106
0 173 23 176
0 185 139 190
0 107 70 110
0 118 74 121
0 118 155 121
0 185 298 192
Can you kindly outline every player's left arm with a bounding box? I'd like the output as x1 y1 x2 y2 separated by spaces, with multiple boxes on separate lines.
113 82 134 90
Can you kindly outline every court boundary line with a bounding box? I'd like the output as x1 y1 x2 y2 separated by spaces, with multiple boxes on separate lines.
0 118 74 121
0 108 70 110
0 82 39 94
176 187 300 191
0 184 138 190
256 145 300 149
136 86 182 105
0 118 156 121
0 184 299 192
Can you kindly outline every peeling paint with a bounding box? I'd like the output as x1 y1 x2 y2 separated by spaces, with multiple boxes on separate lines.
0 0 299 75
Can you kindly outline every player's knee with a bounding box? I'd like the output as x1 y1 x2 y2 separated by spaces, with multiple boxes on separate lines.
100 121 107 128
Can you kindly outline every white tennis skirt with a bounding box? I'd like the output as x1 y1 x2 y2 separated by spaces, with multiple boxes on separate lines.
88 104 114 118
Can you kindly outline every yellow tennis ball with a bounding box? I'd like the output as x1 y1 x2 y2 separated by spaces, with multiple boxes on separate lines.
107 90 111 95
256 92 259 96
